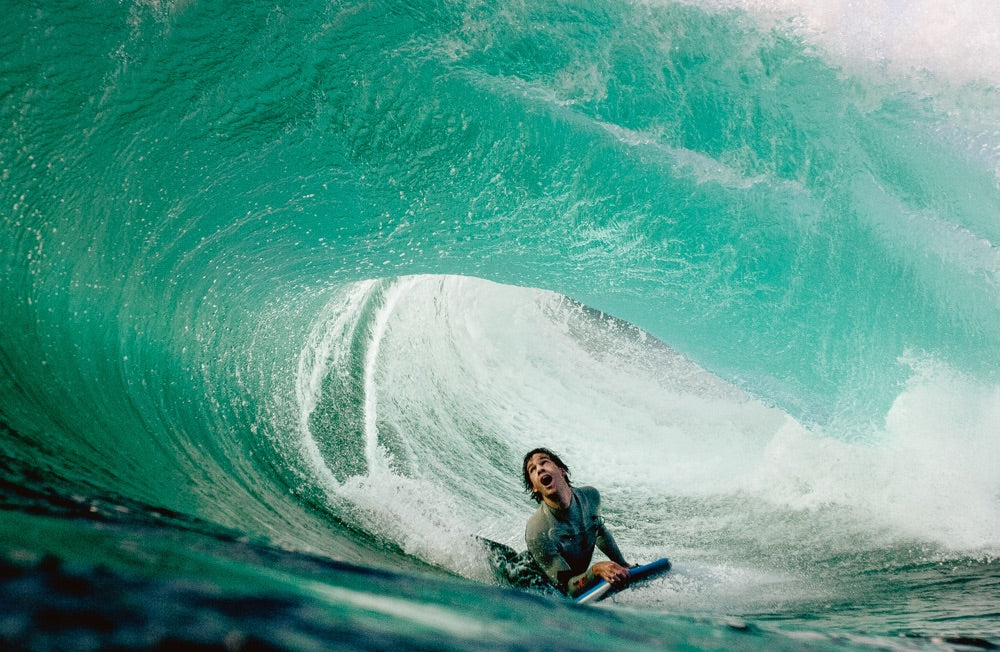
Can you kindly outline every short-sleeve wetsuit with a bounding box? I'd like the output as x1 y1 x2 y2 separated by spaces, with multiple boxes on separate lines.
524 485 627 597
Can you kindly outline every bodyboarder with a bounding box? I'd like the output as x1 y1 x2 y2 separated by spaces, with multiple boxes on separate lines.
522 447 632 598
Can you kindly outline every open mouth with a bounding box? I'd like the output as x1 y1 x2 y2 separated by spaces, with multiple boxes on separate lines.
538 472 553 488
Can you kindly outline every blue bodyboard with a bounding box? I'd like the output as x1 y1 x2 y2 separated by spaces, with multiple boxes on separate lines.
574 557 671 604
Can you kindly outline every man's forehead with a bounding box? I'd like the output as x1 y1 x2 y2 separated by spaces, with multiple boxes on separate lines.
528 453 552 465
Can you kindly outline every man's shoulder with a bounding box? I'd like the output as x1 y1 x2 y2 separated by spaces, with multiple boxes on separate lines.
525 503 549 530
572 486 602 514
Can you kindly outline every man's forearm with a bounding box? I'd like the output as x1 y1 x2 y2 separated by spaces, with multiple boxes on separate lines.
596 527 628 566
564 567 598 598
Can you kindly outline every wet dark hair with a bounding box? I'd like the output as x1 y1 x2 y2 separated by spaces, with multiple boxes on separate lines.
522 447 571 503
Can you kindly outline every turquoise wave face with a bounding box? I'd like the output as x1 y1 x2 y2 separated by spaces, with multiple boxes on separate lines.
1 0 998 647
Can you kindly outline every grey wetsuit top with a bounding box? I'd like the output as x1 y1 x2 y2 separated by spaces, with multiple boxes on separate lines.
524 486 627 597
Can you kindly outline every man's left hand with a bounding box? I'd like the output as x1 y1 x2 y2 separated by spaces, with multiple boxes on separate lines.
592 561 630 589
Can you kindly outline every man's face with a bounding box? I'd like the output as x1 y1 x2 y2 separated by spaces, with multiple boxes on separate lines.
526 453 567 498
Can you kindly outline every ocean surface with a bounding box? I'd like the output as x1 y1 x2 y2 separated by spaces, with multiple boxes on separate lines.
2 0 999 649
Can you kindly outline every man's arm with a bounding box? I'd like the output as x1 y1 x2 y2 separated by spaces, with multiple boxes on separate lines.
588 489 631 589
583 487 629 568
596 520 629 567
